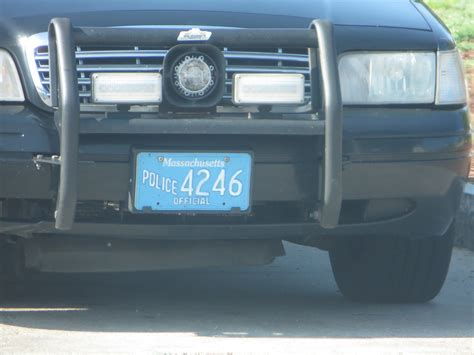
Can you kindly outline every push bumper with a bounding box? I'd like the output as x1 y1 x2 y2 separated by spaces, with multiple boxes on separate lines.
43 18 343 230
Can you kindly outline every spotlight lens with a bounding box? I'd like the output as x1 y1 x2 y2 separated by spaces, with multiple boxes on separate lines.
179 58 211 92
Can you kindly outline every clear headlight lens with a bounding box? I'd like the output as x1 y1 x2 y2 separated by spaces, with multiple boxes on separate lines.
0 49 24 102
436 50 467 105
339 52 436 104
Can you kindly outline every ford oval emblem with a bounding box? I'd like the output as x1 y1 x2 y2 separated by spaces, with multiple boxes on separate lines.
177 28 212 41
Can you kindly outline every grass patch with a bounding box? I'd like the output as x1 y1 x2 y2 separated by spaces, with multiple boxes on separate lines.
424 0 474 52
425 0 473 120
424 0 474 70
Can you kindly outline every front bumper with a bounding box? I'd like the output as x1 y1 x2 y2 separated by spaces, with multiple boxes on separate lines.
0 105 471 239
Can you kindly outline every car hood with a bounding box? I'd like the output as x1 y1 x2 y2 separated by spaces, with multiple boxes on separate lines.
1 0 431 35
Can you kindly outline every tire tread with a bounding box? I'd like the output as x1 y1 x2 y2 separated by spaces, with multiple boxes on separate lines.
329 225 455 303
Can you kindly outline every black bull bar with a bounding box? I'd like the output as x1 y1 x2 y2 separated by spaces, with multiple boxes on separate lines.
47 18 343 231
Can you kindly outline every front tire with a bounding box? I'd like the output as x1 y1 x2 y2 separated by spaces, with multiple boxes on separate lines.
329 225 455 303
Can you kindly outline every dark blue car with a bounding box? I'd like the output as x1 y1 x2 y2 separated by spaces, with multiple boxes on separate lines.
0 0 471 302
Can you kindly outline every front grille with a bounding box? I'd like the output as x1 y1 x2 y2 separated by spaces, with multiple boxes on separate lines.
29 32 311 107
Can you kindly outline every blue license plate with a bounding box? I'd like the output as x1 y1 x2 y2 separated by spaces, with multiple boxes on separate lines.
133 152 252 212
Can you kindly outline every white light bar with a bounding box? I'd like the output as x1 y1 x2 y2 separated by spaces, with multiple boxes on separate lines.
91 73 162 104
233 74 305 105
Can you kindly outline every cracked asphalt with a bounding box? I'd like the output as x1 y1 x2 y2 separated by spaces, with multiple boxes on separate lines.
0 243 473 354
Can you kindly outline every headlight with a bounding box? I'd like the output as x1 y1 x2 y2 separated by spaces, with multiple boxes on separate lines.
0 49 24 102
436 50 467 105
339 52 436 104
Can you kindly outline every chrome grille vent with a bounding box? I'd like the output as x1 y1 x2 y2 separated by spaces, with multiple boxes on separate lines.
29 33 311 107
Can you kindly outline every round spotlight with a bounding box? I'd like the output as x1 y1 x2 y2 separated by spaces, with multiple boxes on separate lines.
171 53 218 99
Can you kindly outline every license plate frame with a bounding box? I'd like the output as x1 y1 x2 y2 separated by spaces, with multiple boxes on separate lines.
130 150 253 214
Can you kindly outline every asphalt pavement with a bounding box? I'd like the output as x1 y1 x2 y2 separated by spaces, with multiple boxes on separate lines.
0 243 473 354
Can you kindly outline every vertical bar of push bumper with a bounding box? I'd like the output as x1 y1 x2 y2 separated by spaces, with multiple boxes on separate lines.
49 18 80 230
312 20 343 228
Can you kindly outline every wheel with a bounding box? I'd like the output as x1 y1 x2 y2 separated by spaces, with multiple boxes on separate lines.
329 224 455 303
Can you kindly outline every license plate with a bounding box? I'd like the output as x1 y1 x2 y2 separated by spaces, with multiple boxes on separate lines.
133 152 252 212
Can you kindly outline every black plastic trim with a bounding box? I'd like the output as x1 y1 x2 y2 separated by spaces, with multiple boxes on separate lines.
78 118 326 136
73 27 318 48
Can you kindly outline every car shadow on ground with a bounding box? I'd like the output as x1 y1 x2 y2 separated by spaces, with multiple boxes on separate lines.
0 244 472 339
